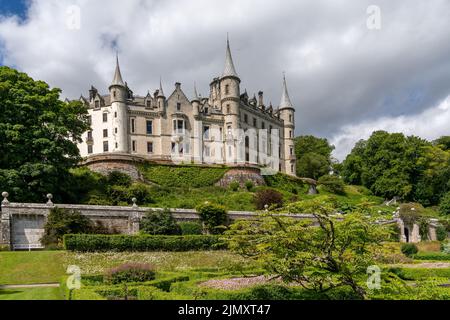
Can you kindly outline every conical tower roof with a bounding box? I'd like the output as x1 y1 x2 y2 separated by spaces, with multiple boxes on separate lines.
222 36 239 78
192 82 200 101
111 53 125 87
158 77 165 97
279 73 294 109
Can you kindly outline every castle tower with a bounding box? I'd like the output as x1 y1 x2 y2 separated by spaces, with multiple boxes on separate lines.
157 78 166 112
109 54 128 153
220 36 241 164
278 74 296 175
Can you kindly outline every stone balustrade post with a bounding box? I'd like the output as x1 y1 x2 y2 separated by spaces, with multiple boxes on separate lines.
1 192 11 250
129 198 140 235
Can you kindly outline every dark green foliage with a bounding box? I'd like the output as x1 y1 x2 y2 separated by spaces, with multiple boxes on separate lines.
41 207 93 247
253 188 283 210
342 131 450 205
105 263 156 284
263 173 305 194
294 135 334 179
140 209 182 235
387 224 401 242
439 192 450 216
433 136 450 151
178 222 203 235
107 171 132 187
196 202 228 234
401 243 419 257
229 181 240 191
436 226 447 242
108 182 153 206
318 175 346 195
139 164 228 188
245 180 254 191
0 66 89 203
413 252 450 261
63 234 226 252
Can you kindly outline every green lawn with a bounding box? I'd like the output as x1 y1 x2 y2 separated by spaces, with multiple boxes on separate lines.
0 251 66 285
0 287 63 300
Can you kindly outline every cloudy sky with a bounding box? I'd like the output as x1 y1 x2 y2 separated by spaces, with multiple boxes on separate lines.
1 0 449 160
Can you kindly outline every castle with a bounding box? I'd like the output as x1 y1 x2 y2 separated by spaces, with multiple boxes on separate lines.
76 39 297 176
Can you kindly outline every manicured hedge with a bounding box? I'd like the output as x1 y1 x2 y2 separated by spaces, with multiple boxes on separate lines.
413 252 450 261
63 234 226 252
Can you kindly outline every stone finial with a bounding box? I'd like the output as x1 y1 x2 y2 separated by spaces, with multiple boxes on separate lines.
132 198 138 208
46 193 54 206
264 204 269 212
2 191 9 205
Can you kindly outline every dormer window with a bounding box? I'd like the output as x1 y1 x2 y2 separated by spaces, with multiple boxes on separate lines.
95 100 100 109
177 103 181 111
147 100 151 108
204 107 209 114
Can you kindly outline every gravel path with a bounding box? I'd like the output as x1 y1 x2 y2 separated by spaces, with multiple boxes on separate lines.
0 283 60 289
391 262 450 269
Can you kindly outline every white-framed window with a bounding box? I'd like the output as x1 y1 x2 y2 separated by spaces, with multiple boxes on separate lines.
173 119 185 134
88 145 93 154
102 113 107 122
203 126 210 140
146 120 153 135
147 142 153 154
103 141 109 152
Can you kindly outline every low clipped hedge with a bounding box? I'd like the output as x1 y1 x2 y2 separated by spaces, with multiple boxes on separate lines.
413 252 450 261
63 234 226 252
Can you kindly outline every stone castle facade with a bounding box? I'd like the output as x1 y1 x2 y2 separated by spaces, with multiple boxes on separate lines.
76 39 297 175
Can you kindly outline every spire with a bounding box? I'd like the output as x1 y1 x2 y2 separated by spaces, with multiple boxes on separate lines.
193 82 200 101
222 35 239 78
158 77 165 97
279 73 294 109
111 53 125 87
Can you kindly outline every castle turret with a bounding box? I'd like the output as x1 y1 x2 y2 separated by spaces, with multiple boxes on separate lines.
278 74 296 175
109 54 128 153
192 83 200 116
220 36 241 164
157 78 166 111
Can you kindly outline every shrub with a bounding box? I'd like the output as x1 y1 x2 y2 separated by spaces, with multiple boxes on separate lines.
196 202 228 234
436 226 447 242
109 183 153 206
245 180 254 191
253 188 283 210
229 181 240 192
41 207 93 247
140 209 181 235
107 171 132 187
105 263 156 284
413 252 450 261
63 234 226 252
401 243 419 257
178 222 203 235
439 192 450 216
318 175 346 195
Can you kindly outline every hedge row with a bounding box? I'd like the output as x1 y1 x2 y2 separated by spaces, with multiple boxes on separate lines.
63 234 226 252
413 252 450 261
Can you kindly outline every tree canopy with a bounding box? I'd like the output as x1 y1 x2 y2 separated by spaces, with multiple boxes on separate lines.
0 66 89 202
341 131 450 205
294 135 335 179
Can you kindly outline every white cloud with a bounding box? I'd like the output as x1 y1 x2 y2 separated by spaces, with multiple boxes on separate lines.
330 95 450 161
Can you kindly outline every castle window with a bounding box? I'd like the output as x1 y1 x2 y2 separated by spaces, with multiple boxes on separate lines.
290 147 294 156
204 107 209 114
88 145 93 154
146 100 151 108
204 146 211 157
147 142 153 153
103 129 108 138
131 118 136 133
177 103 181 111
203 126 210 140
244 114 248 124
225 84 230 95
173 119 185 134
95 101 100 109
115 128 118 134
132 140 137 152
227 104 230 114
291 164 295 173
113 91 116 98
269 125 273 133
103 141 109 152
253 118 257 127
146 120 153 135
228 146 232 157
87 116 92 125
103 113 107 122
115 143 118 149
114 112 117 118
87 131 93 140
290 130 293 138
289 115 293 122
262 122 265 130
